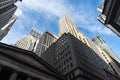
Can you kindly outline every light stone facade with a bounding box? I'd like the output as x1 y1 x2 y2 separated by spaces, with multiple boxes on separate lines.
41 33 120 80
15 28 57 57
92 36 120 63
92 36 120 76
35 31 58 56
15 35 39 52
58 13 120 76
15 28 41 53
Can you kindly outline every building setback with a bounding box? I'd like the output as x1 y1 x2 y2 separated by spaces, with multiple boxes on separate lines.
97 0 120 36
41 33 120 80
0 42 65 80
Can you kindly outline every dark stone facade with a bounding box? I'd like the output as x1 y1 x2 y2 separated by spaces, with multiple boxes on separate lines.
41 33 118 80
98 0 120 36
0 33 120 80
104 69 120 80
0 0 21 29
0 43 65 80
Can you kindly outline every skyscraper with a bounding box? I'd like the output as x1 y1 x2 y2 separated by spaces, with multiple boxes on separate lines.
97 0 120 37
92 36 120 63
0 4 17 29
35 31 58 56
0 0 22 10
0 0 22 40
15 35 39 51
15 27 41 52
15 28 57 57
59 14 100 51
0 0 22 29
0 15 17 40
41 33 116 80
92 36 120 76
59 13 79 38
58 13 120 76
58 14 105 60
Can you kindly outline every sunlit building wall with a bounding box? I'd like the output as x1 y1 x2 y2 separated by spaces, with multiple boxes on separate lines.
35 31 58 56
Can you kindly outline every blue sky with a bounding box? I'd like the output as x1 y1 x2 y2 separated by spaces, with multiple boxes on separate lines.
1 0 120 58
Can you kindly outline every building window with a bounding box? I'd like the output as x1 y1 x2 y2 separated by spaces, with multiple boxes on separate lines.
64 67 66 72
67 65 70 70
69 56 72 61
64 61 66 65
70 63 73 67
66 59 68 63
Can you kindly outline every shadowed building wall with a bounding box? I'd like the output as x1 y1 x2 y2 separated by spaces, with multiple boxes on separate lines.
41 33 110 80
0 42 65 80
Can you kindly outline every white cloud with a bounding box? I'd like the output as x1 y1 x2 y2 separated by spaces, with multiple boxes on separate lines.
22 0 71 17
89 25 113 35
15 8 23 17
17 0 113 36
2 0 114 45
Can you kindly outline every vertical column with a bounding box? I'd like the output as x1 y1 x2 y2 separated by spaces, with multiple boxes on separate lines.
26 77 32 80
9 72 17 80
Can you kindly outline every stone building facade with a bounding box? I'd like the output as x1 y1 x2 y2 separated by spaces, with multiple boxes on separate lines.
41 33 112 80
0 42 65 80
97 0 120 36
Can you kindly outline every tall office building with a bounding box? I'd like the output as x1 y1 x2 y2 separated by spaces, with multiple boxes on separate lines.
15 28 57 57
15 28 41 52
59 14 89 47
59 14 106 62
0 0 22 40
0 4 17 29
15 35 39 52
41 33 120 80
92 36 120 76
97 0 120 37
59 14 79 38
0 0 22 29
59 14 101 52
92 36 120 63
58 13 120 76
0 0 22 10
0 15 17 40
35 31 58 56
